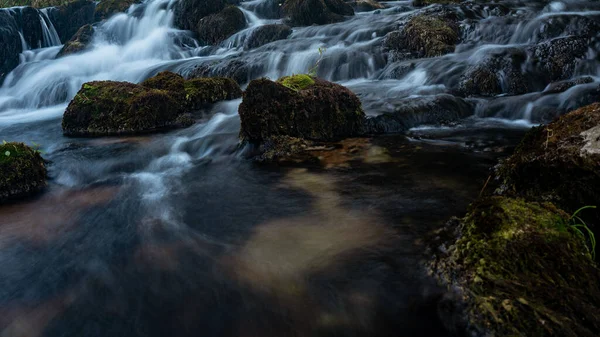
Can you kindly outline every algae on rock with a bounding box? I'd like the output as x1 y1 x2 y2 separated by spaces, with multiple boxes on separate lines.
0 142 46 203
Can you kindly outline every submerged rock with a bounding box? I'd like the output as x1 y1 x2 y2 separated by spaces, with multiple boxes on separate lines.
197 6 246 45
364 94 473 133
239 75 365 144
57 24 93 57
173 0 225 32
0 142 47 203
430 197 600 337
495 103 600 221
384 14 459 60
244 24 292 50
62 81 190 136
94 0 139 21
282 0 354 26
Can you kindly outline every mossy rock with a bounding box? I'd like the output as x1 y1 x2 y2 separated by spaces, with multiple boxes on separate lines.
57 24 93 57
197 6 247 45
0 142 46 203
94 0 139 21
1 0 78 8
173 0 225 32
495 103 600 224
183 77 243 110
282 0 354 26
384 14 458 59
412 0 461 6
141 71 186 96
431 197 600 336
277 74 315 91
238 76 365 143
62 81 192 136
48 0 96 43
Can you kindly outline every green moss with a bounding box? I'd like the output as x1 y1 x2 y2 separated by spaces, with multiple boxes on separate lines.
141 71 186 95
0 142 46 202
183 77 242 109
435 197 600 336
403 15 458 57
277 74 315 91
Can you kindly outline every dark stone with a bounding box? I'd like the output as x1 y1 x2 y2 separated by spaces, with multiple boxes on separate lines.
0 9 22 84
0 142 47 203
282 0 354 26
173 0 225 32
197 6 246 45
57 24 94 57
348 0 384 12
528 36 589 83
246 0 285 19
238 76 365 143
47 0 95 43
543 76 594 95
244 24 292 50
94 0 140 21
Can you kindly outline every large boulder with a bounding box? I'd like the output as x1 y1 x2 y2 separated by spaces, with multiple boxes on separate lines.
495 103 600 222
16 6 44 48
0 142 47 203
282 0 354 26
364 94 473 133
94 0 139 21
239 75 365 143
141 71 242 110
384 14 459 60
430 197 600 336
245 24 292 50
47 0 95 42
173 0 225 32
197 6 246 45
62 81 190 136
57 23 93 57
0 9 22 83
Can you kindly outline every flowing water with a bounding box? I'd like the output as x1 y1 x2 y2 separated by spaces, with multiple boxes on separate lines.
0 0 598 336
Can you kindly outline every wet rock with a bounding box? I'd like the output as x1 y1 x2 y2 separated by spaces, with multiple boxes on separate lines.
247 0 285 19
173 0 225 32
197 6 246 45
413 0 462 6
0 142 47 203
94 0 140 21
188 58 265 84
347 0 384 12
282 0 354 26
245 24 292 50
528 36 589 83
364 94 473 133
384 14 459 60
239 76 365 143
62 81 192 136
17 6 44 48
543 76 594 95
495 103 600 219
0 9 22 83
458 48 528 97
141 71 242 110
47 0 95 42
57 24 93 57
534 14 600 42
430 196 600 337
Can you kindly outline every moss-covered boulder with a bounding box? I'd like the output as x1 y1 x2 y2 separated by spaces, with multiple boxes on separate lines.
238 75 365 144
430 197 600 336
141 71 242 111
528 36 589 83
245 24 292 50
94 0 139 21
57 24 93 57
282 0 354 26
495 103 600 222
0 142 46 203
197 6 246 45
173 0 225 32
62 81 192 136
384 14 458 60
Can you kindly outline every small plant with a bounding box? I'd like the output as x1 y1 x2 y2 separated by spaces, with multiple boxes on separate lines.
569 206 597 260
308 47 326 77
